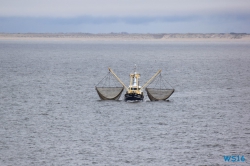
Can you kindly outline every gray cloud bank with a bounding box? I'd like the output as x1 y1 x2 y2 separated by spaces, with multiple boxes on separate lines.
1 0 250 17
1 0 250 33
1 14 250 33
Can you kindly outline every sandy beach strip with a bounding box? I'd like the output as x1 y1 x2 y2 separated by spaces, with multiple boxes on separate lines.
1 33 250 42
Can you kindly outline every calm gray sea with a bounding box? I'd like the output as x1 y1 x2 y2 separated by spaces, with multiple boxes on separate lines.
0 40 250 166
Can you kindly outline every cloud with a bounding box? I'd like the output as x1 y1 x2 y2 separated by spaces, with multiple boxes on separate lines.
1 0 250 33
1 0 250 17
56 15 199 25
1 13 250 33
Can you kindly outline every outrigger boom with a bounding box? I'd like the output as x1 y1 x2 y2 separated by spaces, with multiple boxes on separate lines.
96 67 174 101
141 70 161 90
108 68 129 91
108 67 161 101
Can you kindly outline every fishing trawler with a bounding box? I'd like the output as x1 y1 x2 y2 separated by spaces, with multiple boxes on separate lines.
95 65 174 102
124 66 144 101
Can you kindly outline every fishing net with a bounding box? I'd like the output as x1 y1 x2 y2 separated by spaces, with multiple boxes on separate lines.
95 72 124 100
96 87 124 100
145 74 174 101
146 88 174 101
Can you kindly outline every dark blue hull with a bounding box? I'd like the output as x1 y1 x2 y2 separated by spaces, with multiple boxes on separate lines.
124 93 144 101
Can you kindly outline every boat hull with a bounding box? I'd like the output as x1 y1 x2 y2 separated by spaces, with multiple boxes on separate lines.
124 93 144 101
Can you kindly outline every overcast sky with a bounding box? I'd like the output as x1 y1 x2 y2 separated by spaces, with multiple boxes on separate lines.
1 0 250 33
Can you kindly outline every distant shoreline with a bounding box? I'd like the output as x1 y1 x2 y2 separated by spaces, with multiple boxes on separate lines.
1 33 250 42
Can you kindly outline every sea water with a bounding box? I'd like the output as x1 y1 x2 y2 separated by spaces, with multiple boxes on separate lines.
0 40 250 165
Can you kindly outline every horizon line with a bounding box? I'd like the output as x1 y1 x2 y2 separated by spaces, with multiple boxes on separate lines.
0 32 249 35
